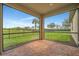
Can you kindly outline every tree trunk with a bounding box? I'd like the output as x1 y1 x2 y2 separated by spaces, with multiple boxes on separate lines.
35 23 36 32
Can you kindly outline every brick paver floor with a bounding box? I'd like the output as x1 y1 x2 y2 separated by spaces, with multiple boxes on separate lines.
3 40 79 56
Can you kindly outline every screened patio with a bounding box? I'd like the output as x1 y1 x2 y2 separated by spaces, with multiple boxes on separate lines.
0 3 79 56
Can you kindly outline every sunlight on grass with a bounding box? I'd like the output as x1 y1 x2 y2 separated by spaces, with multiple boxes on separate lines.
3 32 72 50
3 33 39 49
45 32 72 42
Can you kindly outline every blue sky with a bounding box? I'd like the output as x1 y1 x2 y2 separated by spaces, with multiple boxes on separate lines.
3 5 69 28
44 12 69 28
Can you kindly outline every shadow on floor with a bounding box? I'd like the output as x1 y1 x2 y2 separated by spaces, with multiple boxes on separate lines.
3 40 79 56
46 39 77 47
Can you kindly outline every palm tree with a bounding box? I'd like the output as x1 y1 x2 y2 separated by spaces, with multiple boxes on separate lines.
32 18 39 31
47 23 55 29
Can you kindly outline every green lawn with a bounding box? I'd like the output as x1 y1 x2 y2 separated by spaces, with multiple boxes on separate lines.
45 32 72 42
3 31 72 50
3 33 39 49
3 29 32 34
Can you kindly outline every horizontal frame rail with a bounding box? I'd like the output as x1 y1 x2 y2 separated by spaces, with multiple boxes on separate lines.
45 31 79 34
3 32 39 35
3 31 79 35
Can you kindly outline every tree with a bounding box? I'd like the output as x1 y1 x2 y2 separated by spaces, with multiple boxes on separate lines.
47 23 55 29
32 18 39 31
62 19 70 29
24 26 30 32
55 25 59 29
24 27 28 29
15 27 22 32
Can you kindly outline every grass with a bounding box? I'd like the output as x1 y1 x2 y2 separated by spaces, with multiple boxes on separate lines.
45 32 72 42
3 33 39 49
3 29 72 50
3 29 32 34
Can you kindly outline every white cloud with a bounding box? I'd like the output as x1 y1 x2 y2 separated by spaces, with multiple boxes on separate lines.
3 16 35 28
20 16 36 21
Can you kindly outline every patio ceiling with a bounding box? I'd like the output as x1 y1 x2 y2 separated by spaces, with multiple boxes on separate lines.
5 3 79 18
21 3 70 14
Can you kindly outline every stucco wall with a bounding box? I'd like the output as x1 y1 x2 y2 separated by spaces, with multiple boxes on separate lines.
71 9 79 46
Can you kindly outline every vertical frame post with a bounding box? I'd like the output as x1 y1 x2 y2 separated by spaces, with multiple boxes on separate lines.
0 3 3 55
39 15 45 40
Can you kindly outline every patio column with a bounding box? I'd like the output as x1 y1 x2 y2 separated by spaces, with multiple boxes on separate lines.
71 8 79 46
39 15 45 40
0 3 3 55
